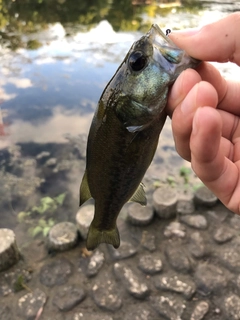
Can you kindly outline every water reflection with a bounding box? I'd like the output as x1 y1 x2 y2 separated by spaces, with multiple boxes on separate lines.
10 107 93 144
1 21 139 125
0 1 239 242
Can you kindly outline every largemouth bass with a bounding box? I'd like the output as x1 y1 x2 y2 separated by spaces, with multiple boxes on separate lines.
80 24 200 250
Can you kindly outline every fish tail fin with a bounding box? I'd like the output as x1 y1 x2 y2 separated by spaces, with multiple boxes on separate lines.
86 223 120 251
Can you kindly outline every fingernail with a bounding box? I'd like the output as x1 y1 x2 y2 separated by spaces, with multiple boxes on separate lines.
192 108 200 135
170 27 200 37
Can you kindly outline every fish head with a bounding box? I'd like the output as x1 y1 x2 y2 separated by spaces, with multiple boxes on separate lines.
111 24 200 132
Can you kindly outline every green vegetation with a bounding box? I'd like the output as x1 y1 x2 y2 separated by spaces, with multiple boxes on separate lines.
179 166 192 184
17 193 66 238
0 0 203 50
27 39 42 50
13 274 31 292
153 179 161 188
166 175 176 187
153 176 177 188
28 218 55 237
153 166 204 192
179 166 205 191
192 181 204 191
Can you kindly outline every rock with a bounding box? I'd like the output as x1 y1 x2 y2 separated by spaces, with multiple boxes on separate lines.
176 199 195 215
190 301 209 320
113 262 149 299
52 285 86 311
214 308 221 316
124 308 152 320
0 267 32 297
194 263 228 296
180 214 208 229
48 222 79 252
18 288 47 320
229 215 240 230
87 250 104 277
127 203 154 226
194 186 218 207
236 275 240 291
216 239 240 272
153 187 178 219
154 274 196 299
40 258 72 287
76 204 94 240
108 241 137 260
141 231 156 252
129 225 142 243
138 254 163 275
5 268 32 296
223 294 240 320
206 207 229 222
92 281 122 311
164 221 186 238
213 225 235 244
188 232 207 258
46 314 64 320
45 157 57 167
0 305 12 320
0 282 12 297
151 295 185 320
0 228 20 271
165 244 192 273
67 313 113 320
36 151 50 160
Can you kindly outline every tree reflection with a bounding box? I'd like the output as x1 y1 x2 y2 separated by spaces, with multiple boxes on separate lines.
0 0 203 50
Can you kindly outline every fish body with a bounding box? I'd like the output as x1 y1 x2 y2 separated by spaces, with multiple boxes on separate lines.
80 24 200 250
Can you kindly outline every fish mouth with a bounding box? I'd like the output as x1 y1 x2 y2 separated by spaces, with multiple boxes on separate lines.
148 24 180 53
147 24 200 74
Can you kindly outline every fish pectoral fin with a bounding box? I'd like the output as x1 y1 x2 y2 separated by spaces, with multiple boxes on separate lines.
79 171 92 206
126 123 149 133
86 224 120 251
129 183 147 206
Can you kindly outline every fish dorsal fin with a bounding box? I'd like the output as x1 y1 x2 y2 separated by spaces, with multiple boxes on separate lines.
129 183 147 206
79 171 92 206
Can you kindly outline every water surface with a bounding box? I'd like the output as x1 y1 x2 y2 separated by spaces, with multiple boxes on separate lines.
0 0 239 246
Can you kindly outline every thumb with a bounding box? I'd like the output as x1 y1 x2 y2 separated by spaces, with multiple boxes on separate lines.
169 13 240 66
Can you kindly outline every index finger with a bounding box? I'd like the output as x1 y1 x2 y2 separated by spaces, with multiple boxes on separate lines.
197 62 240 116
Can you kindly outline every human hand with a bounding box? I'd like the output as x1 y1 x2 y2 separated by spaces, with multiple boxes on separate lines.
167 13 240 214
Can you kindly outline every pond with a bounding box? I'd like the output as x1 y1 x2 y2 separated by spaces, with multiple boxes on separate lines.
0 0 239 257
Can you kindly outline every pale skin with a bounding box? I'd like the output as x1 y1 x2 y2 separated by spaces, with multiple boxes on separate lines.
166 12 240 215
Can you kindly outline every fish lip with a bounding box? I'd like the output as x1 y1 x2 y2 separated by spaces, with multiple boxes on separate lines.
147 24 178 50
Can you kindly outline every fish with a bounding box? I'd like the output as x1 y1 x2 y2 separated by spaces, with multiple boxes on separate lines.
80 24 200 250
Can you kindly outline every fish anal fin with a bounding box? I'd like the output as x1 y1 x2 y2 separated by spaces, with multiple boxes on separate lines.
79 171 92 206
129 183 147 206
86 223 120 250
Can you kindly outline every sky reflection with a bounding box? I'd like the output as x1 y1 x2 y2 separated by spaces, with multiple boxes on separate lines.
1 16 239 147
0 21 139 130
0 12 239 151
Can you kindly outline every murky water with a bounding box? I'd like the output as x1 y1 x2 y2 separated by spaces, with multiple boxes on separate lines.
0 0 239 247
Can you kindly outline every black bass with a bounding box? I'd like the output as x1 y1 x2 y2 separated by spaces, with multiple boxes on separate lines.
80 24 200 250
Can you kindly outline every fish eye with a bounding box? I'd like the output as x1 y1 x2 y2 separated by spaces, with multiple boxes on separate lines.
128 51 148 72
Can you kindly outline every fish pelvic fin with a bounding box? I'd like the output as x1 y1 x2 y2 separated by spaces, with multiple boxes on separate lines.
79 171 92 206
86 223 120 251
129 183 147 206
